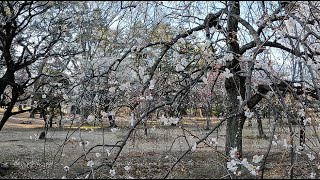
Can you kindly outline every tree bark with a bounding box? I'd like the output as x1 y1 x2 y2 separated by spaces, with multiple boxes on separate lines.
256 109 267 139
205 103 212 130
225 78 246 157
299 117 305 146
224 1 246 158
0 91 18 130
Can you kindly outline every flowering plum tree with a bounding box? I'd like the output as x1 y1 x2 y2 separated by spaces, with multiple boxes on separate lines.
1 1 320 179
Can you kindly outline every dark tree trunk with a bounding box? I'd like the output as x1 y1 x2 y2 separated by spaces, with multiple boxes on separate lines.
58 103 62 128
0 90 18 131
256 110 267 139
144 121 148 136
49 107 55 128
225 82 246 158
300 117 305 146
29 99 37 118
18 104 22 111
224 1 245 158
205 103 212 130
0 105 14 130
29 109 36 118
49 115 53 128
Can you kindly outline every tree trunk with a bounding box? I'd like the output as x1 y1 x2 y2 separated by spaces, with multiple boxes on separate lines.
29 109 36 118
58 103 62 128
225 83 246 158
0 91 18 131
300 117 305 146
18 104 22 111
49 115 53 128
144 120 148 136
205 103 212 130
256 110 267 139
224 1 244 158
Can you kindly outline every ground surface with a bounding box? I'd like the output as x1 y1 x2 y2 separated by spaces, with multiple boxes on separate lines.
0 109 319 179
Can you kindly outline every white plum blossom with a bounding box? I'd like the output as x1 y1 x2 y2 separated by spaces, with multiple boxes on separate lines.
227 159 239 172
169 117 180 125
310 172 316 179
109 169 116 177
143 75 150 83
284 17 295 34
191 142 197 151
303 117 311 126
160 115 170 125
119 82 130 90
109 111 115 116
272 141 277 146
222 68 233 78
109 80 118 85
146 94 153 100
295 145 304 154
180 58 189 66
224 53 234 62
283 139 292 148
149 79 155 90
241 158 257 175
241 158 249 168
96 153 101 158
138 66 145 78
255 61 262 69
191 31 198 38
244 110 254 119
252 155 264 163
306 59 314 66
175 63 184 71
250 169 257 176
274 135 278 140
177 38 186 44
79 141 90 147
151 125 156 131
210 137 218 145
109 87 116 93
297 109 305 117
87 160 94 167
307 153 316 161
106 149 111 156
204 39 211 47
63 94 69 100
147 59 154 67
63 166 70 171
111 128 120 133
124 165 131 171
237 96 242 103
87 115 95 123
